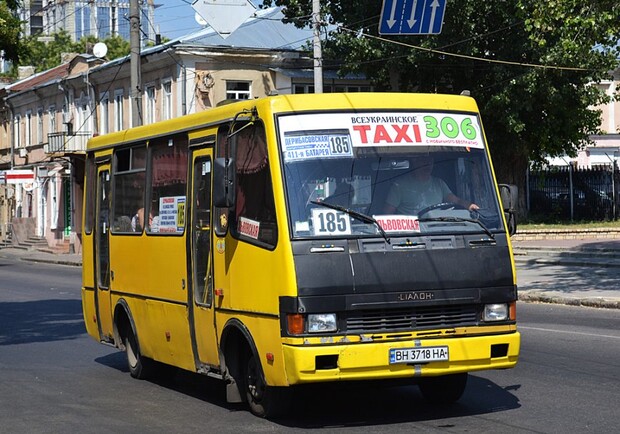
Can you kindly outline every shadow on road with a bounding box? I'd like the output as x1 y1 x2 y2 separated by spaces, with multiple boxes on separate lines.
95 351 520 428
0 299 85 345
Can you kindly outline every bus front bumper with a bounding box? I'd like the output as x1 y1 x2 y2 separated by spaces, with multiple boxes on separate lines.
282 331 520 385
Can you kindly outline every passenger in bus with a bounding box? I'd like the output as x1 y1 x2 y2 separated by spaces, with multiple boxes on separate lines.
383 155 479 215
131 207 158 232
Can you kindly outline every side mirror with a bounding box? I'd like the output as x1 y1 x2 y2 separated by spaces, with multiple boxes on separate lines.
213 157 236 208
499 184 518 236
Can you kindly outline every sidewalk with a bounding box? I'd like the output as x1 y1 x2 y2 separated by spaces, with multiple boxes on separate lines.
512 237 620 309
0 247 82 267
1 237 619 309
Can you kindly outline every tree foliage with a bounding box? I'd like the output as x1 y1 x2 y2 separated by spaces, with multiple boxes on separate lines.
265 0 620 215
0 0 22 63
14 31 131 76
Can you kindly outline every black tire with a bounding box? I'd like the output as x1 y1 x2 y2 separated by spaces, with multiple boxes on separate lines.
418 373 468 404
243 352 290 418
124 325 157 380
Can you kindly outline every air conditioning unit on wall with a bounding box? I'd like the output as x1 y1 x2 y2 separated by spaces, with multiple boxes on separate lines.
18 148 27 158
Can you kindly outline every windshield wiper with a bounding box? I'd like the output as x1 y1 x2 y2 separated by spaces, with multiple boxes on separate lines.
418 216 495 240
310 200 391 244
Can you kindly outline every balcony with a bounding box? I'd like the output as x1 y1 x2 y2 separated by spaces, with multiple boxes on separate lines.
46 131 91 154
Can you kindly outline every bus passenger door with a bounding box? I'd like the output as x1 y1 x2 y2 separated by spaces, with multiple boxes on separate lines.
94 165 114 342
189 149 219 367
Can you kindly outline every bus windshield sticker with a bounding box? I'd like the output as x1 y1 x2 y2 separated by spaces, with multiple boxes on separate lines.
373 215 421 233
158 196 186 233
278 113 484 150
238 216 260 239
311 208 352 236
282 129 353 162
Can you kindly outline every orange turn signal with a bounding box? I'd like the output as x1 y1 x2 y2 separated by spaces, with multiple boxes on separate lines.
287 314 305 335
509 301 517 321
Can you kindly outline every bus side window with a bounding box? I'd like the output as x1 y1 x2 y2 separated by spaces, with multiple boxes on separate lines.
147 135 188 234
112 145 146 233
233 122 278 247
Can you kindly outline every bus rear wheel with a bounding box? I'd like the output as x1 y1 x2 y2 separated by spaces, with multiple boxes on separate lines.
124 325 156 380
418 373 468 404
243 352 289 418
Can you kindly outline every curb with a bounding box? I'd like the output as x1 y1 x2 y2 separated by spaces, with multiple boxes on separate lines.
519 292 620 309
514 256 620 269
19 257 82 267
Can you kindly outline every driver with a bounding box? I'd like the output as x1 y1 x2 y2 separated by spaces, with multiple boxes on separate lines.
383 155 479 215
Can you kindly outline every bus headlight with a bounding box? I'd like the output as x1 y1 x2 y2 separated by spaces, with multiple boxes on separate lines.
483 303 508 322
307 313 337 333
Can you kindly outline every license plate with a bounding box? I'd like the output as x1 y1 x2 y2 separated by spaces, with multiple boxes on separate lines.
389 346 449 364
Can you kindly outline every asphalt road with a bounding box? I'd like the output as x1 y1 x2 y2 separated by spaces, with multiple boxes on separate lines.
1 256 619 433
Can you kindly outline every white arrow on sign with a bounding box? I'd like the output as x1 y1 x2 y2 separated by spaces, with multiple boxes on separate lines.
191 0 256 39
386 0 398 29
407 0 419 28
429 0 440 33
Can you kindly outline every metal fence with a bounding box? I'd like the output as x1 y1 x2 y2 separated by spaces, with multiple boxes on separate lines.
527 165 618 221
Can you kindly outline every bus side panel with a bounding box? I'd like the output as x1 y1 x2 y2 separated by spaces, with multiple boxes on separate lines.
115 293 196 372
109 234 194 370
81 230 99 340
81 289 99 340
213 234 297 387
109 236 187 304
216 311 290 387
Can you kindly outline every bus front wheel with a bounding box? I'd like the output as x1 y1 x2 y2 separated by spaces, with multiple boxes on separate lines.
243 352 289 418
418 373 468 404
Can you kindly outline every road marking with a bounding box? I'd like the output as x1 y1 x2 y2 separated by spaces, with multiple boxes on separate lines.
520 326 620 340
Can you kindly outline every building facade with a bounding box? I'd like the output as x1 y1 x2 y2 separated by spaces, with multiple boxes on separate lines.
18 0 156 42
0 7 371 251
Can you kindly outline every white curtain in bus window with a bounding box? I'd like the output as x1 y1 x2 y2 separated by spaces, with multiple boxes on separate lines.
148 136 188 234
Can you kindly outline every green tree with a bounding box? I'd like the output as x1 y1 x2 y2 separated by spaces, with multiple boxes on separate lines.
16 32 131 75
19 31 77 72
0 0 22 64
265 0 620 216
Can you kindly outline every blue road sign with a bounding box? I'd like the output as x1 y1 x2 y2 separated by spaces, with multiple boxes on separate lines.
379 0 447 35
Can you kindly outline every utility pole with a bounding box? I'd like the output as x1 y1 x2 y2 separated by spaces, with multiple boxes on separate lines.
312 0 323 93
130 0 142 126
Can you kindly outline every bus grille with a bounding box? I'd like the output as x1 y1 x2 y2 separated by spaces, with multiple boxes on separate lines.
345 305 479 333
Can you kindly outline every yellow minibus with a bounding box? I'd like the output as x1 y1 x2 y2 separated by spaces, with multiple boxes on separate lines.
82 93 520 417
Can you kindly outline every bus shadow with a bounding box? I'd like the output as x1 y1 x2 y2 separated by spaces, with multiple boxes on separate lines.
95 352 520 427
0 299 85 346
275 376 521 428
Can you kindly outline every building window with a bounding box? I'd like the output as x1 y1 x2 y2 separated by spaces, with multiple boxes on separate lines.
293 83 372 94
226 81 251 100
99 92 109 135
25 111 32 146
75 1 91 39
37 108 44 144
97 6 111 38
118 6 130 39
144 84 156 124
114 90 124 132
293 84 314 94
48 106 56 134
162 80 172 121
14 115 21 149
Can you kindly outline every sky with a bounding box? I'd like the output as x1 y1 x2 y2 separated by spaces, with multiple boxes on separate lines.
153 0 265 41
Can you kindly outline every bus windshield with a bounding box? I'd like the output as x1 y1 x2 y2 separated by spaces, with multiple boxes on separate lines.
278 111 505 239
